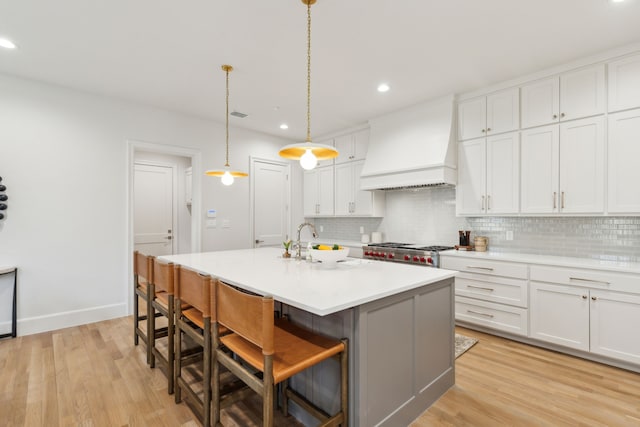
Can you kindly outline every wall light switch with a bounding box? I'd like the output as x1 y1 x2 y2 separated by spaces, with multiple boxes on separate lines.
222 219 231 228
207 209 217 218
506 230 514 240
206 219 217 228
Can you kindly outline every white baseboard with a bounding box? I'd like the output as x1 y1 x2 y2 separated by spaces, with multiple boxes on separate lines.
14 302 128 336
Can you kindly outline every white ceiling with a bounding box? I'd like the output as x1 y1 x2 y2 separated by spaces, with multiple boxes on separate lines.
2 0 640 141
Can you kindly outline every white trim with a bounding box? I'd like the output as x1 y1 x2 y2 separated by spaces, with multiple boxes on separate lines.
16 303 127 336
249 157 291 248
126 139 202 315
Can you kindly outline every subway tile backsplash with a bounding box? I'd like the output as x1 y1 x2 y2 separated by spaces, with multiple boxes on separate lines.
310 187 640 263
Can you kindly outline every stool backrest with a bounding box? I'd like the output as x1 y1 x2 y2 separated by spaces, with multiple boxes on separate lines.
153 258 174 294
215 280 274 355
133 251 154 284
174 265 211 317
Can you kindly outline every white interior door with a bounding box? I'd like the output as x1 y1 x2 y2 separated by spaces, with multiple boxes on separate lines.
252 159 290 248
134 163 174 256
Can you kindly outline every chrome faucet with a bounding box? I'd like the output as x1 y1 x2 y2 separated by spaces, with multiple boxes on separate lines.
295 222 318 260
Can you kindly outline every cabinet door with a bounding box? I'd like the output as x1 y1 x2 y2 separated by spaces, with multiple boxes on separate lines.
352 161 374 215
608 109 640 213
559 117 605 214
560 64 606 121
608 53 640 113
315 138 335 167
303 169 319 216
486 88 519 135
317 166 335 215
456 139 486 215
352 128 370 161
185 167 193 205
590 290 640 365
334 162 353 215
530 282 589 351
520 125 559 213
521 77 559 128
486 132 520 214
458 97 486 141
334 134 353 165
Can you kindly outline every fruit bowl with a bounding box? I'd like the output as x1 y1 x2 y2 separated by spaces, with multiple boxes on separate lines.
309 247 350 265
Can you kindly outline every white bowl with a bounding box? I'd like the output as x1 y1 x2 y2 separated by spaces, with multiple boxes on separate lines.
309 247 350 265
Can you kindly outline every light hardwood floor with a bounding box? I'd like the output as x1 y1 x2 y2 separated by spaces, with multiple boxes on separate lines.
2 318 639 426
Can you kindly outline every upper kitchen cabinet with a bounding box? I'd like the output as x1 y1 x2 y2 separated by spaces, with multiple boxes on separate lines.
608 109 640 214
457 132 520 215
608 53 640 113
334 129 370 165
303 165 334 217
334 160 385 216
457 88 519 141
521 64 605 129
520 117 605 214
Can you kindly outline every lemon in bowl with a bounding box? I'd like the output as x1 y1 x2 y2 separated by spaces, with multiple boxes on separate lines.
309 245 350 266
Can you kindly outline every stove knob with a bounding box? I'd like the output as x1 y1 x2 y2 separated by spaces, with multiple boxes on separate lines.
413 256 419 262
420 257 426 263
381 252 387 258
364 251 370 256
427 257 433 265
388 253 394 259
404 255 410 261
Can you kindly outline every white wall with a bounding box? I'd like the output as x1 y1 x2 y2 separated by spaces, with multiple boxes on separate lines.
0 73 302 335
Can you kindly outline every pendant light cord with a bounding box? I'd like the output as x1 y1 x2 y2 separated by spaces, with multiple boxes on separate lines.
225 67 230 167
306 1 312 143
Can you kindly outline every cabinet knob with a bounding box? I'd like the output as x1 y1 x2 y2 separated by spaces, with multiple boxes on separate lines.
582 295 587 299
481 129 486 133
553 114 558 119
486 127 491 132
560 113 566 118
591 296 597 301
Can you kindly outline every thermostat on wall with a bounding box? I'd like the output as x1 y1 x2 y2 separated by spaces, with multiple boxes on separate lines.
207 209 217 218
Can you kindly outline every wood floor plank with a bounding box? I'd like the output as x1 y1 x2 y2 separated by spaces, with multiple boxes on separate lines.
4 319 639 426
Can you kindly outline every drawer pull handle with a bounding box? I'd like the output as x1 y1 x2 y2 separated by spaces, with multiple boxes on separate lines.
467 310 494 318
467 285 495 292
466 266 494 271
569 277 610 286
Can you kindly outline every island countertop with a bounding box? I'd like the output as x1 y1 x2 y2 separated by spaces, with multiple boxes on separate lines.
160 247 457 316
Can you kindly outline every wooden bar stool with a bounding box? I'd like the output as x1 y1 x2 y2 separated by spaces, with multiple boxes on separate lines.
174 264 212 426
149 258 177 394
212 279 348 427
133 251 154 364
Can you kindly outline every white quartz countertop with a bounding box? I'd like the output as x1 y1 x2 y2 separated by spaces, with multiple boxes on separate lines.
161 247 457 316
440 250 640 274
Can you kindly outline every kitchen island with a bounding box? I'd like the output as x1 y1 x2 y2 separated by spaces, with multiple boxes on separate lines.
161 247 457 426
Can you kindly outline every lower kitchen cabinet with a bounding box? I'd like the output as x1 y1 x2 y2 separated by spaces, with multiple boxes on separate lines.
456 296 528 336
530 282 590 351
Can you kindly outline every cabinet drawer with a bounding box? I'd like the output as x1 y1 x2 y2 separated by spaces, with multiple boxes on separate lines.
455 273 528 308
455 296 528 336
530 265 640 294
442 256 528 279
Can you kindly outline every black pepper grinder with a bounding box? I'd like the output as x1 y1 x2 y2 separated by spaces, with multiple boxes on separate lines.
465 231 471 246
459 230 467 246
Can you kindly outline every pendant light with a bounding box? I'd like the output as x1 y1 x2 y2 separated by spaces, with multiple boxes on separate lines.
278 0 339 170
205 64 248 185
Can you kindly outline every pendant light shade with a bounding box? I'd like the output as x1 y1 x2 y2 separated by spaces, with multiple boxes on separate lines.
205 64 248 184
278 0 338 170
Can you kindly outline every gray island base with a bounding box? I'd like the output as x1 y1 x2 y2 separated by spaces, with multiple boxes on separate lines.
282 278 455 427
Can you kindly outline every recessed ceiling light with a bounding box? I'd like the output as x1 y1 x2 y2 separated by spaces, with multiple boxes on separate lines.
0 38 17 49
610 0 625 3
280 124 289 130
377 83 390 93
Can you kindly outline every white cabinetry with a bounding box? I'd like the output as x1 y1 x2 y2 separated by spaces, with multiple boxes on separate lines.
608 53 640 113
520 116 605 214
334 129 369 165
303 166 334 217
457 132 519 215
530 265 640 364
521 64 605 129
608 109 640 213
458 88 519 141
335 160 384 216
441 256 529 336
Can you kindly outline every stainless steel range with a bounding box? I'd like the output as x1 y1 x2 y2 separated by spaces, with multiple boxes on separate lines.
363 242 454 267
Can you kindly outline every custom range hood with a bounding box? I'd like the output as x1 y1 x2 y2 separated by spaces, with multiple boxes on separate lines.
360 94 457 190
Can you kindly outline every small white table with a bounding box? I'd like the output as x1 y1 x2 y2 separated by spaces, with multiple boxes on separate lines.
0 266 17 339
